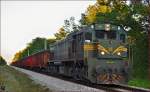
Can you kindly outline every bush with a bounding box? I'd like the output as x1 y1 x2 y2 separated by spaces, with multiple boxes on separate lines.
0 56 6 65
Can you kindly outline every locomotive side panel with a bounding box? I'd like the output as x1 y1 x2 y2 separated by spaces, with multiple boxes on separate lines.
73 33 84 60
53 39 71 61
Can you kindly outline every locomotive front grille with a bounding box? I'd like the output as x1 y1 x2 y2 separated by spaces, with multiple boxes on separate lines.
97 73 124 84
96 68 125 84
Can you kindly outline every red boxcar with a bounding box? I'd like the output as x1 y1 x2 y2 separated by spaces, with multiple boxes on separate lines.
11 50 53 69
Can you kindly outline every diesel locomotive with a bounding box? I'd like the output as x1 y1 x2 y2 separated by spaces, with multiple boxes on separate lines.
48 22 129 84
12 22 129 84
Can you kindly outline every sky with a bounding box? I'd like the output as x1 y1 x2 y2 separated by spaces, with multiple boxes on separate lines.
1 1 96 64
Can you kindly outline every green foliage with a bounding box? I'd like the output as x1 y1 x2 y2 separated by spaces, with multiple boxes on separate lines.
63 16 78 32
80 13 87 25
54 27 68 40
27 37 47 54
0 56 6 65
82 0 149 28
12 51 22 61
47 38 56 49
13 37 56 61
128 78 150 88
126 1 150 83
129 32 148 79
84 0 112 24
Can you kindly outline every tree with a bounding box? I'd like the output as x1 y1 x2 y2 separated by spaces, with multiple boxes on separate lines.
47 38 56 49
80 13 87 25
27 37 48 54
63 16 79 32
85 0 112 24
13 37 51 61
130 0 150 81
12 51 22 61
0 56 6 65
143 0 150 81
54 27 68 40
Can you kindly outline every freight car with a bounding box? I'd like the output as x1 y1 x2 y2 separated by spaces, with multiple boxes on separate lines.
48 22 129 84
11 50 53 70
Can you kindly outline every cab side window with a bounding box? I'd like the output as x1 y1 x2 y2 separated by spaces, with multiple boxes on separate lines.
85 32 92 41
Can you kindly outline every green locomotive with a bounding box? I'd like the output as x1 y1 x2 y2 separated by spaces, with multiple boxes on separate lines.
48 22 129 84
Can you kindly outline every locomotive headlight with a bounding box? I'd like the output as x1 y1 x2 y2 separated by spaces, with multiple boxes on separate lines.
105 24 110 31
101 51 105 55
117 52 121 56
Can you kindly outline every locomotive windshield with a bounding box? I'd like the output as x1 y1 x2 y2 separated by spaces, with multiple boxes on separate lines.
95 30 116 39
107 31 116 39
120 34 125 43
95 30 105 39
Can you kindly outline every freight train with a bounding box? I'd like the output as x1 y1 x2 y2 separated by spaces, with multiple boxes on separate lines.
11 22 129 84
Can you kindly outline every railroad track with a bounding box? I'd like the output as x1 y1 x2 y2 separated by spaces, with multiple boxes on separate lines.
70 80 150 92
17 67 150 92
108 84 150 92
96 84 150 92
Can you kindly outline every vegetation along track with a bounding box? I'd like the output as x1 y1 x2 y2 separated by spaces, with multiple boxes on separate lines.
17 67 150 92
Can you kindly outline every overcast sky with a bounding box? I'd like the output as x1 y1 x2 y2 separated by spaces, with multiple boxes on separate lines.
1 1 96 64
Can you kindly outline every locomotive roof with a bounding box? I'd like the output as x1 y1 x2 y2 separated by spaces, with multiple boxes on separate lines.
52 23 126 46
53 26 93 45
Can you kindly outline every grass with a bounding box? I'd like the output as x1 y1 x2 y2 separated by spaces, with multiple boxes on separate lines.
0 65 52 92
128 78 150 89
